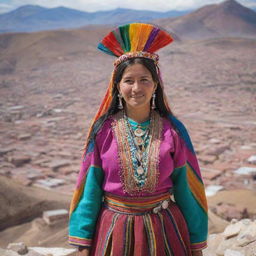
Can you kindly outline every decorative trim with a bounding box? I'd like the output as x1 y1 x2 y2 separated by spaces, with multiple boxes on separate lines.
68 236 92 247
190 240 207 251
112 111 163 195
114 51 159 67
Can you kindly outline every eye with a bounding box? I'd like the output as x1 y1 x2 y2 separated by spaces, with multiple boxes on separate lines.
141 78 151 83
124 79 133 84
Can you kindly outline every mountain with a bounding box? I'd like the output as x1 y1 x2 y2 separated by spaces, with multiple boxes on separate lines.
0 5 189 34
156 0 256 39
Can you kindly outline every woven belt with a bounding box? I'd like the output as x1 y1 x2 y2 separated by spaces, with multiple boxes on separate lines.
104 192 172 215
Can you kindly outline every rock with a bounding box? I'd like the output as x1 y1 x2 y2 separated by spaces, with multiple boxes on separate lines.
0 148 14 156
17 133 32 140
208 219 256 256
27 171 45 181
209 138 221 144
214 203 244 221
237 220 256 246
26 250 44 256
47 160 71 172
198 154 217 164
0 248 19 256
240 145 253 150
223 221 243 239
206 185 224 197
0 247 76 256
201 168 223 180
34 178 65 189
8 156 31 167
224 249 245 256
244 240 256 256
247 155 256 164
207 145 230 156
42 209 69 225
28 247 76 256
8 105 24 111
7 242 28 255
234 167 256 175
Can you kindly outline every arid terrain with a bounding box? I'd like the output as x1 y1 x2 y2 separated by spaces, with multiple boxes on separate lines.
0 21 256 255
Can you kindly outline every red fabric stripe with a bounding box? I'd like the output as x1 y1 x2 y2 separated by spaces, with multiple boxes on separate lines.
90 201 192 255
102 32 124 56
147 30 173 53
165 204 192 255
134 216 148 256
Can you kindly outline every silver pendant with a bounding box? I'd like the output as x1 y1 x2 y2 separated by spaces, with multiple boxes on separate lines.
162 200 169 209
134 128 146 137
135 137 144 146
137 166 144 175
136 151 143 161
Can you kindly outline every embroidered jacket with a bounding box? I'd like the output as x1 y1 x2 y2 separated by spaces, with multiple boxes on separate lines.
68 112 208 251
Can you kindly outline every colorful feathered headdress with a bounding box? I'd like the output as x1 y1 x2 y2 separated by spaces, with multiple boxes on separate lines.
84 23 174 153
98 23 173 67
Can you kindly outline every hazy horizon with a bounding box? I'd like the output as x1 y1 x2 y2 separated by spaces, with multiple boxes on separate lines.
0 0 256 14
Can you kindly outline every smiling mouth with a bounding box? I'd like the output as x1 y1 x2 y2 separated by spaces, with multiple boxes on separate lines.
130 95 144 99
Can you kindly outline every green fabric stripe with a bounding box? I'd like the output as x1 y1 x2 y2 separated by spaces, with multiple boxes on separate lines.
119 24 131 52
171 166 208 244
69 166 104 240
113 29 125 52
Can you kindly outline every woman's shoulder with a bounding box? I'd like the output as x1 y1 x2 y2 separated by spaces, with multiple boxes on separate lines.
162 115 177 133
96 116 114 136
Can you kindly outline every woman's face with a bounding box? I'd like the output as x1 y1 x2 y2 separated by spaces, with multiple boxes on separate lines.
118 63 156 112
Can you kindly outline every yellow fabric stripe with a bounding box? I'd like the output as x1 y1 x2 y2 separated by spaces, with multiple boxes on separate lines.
144 215 157 255
69 185 84 215
186 163 208 213
69 164 102 215
129 23 153 52
129 23 141 52
69 235 91 241
105 194 170 208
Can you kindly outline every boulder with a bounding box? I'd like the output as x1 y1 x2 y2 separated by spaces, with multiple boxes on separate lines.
7 242 28 255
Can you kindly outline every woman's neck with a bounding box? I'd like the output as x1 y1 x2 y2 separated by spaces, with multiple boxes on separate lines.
125 106 151 123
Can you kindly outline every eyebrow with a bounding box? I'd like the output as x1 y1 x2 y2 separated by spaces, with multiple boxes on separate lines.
122 75 151 79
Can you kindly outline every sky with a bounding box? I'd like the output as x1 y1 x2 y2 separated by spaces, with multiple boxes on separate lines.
0 0 256 14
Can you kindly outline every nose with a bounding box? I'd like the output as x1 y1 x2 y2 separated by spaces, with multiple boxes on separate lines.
132 80 141 91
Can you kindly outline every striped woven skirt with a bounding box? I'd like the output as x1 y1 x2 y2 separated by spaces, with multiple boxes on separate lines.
90 192 192 256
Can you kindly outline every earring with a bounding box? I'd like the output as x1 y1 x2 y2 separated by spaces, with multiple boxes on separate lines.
151 93 156 109
118 94 123 109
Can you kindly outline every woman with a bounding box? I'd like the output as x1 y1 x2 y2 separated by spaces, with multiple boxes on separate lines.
69 23 208 256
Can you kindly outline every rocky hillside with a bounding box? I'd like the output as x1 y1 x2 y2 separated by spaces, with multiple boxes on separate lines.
157 0 256 39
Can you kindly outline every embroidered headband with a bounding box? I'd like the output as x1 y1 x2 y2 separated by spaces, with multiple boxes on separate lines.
98 23 173 67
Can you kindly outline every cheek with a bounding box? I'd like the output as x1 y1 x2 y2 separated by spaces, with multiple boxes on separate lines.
119 86 131 97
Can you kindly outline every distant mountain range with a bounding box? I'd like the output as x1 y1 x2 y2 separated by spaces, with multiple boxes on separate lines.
0 5 189 33
0 0 255 39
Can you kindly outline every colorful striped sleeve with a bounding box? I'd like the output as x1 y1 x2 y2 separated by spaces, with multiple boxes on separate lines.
68 140 104 248
169 116 208 251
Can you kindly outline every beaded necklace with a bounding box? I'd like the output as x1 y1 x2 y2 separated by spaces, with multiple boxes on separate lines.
124 112 152 187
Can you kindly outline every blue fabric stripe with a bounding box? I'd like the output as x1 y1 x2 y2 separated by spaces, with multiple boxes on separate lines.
168 115 195 154
97 43 116 56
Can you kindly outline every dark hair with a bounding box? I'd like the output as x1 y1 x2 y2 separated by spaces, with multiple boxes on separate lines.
88 57 175 143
